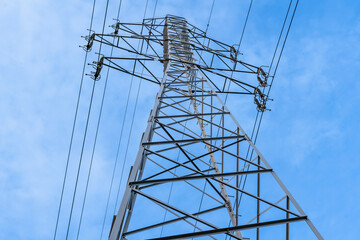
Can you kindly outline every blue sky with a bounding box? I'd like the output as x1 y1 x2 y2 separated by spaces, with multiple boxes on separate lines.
0 0 359 239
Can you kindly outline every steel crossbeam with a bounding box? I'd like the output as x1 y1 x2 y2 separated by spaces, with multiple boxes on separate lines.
147 217 308 240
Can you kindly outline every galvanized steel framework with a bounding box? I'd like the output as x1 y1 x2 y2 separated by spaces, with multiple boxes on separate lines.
85 15 323 240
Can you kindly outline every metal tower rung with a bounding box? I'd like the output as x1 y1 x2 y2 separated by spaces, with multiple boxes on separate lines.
147 217 308 240
159 94 216 99
129 169 273 186
143 135 242 146
155 112 230 119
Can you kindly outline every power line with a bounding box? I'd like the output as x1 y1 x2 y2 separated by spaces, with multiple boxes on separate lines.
65 70 96 240
221 1 299 238
53 0 97 239
223 0 254 104
112 0 151 216
75 0 124 239
204 0 215 34
112 0 161 214
237 0 300 212
99 1 152 237
213 0 254 181
241 0 295 165
215 2 256 240
270 0 299 86
65 0 111 239
268 0 294 76
98 66 133 240
152 0 158 21
237 0 253 52
98 1 153 238
220 0 254 124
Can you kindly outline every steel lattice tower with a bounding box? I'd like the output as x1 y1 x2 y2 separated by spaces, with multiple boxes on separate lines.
84 15 323 240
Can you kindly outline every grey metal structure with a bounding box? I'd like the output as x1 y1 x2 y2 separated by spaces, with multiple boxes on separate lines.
85 15 322 240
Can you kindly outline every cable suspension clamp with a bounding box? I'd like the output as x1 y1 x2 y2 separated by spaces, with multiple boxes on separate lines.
86 57 104 81
230 46 238 62
94 57 104 81
111 20 121 35
254 87 267 112
257 67 268 87
82 32 95 52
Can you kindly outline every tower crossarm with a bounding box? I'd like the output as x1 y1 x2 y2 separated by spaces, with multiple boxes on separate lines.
83 16 271 111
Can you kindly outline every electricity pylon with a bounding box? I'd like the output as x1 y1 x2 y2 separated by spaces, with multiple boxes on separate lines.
85 15 323 240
